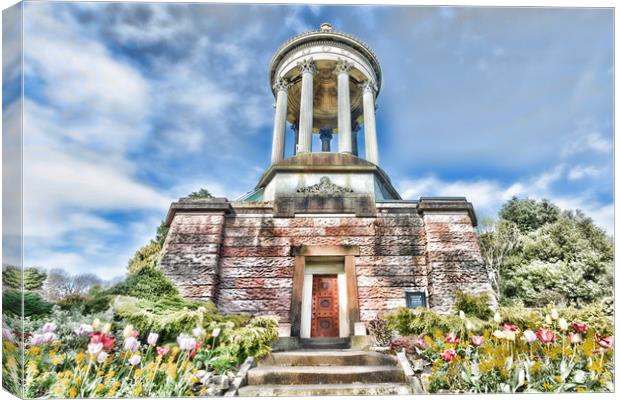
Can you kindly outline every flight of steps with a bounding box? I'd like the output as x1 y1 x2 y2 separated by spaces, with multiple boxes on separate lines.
238 349 412 396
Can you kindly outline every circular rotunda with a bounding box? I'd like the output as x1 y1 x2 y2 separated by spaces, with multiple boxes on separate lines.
268 23 382 165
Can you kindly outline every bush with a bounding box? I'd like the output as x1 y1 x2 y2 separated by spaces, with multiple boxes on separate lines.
56 293 89 310
384 307 472 337
3 290 52 317
454 290 493 320
107 267 179 301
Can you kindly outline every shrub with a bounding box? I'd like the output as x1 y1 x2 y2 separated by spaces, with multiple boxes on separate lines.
3 290 52 317
107 267 178 301
454 290 493 320
384 307 468 336
56 293 88 310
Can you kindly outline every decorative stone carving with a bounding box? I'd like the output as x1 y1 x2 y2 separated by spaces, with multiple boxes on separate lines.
272 77 291 92
297 58 317 75
334 58 353 74
296 176 354 194
360 79 378 94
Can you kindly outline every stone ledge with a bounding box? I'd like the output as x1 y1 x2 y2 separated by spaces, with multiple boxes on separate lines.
165 197 230 226
417 197 477 226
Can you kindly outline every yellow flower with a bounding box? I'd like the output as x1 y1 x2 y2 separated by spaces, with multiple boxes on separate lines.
542 383 552 391
75 352 86 364
554 375 562 383
52 354 64 365
599 378 606 385
95 383 106 393
134 368 143 378
104 370 115 383
132 383 143 397
68 387 78 398
28 346 41 356
166 363 177 379
576 387 585 393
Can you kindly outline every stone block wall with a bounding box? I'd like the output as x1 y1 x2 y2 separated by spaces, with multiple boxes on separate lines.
422 210 496 313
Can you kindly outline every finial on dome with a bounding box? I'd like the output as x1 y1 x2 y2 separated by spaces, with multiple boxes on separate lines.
320 22 333 32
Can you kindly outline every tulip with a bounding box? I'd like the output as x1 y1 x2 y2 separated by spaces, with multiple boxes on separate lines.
123 325 137 339
87 342 103 355
101 323 112 334
572 323 587 332
503 323 519 332
536 328 556 343
441 349 456 362
493 330 505 340
177 334 197 351
212 327 221 338
545 314 552 325
445 332 459 344
91 333 116 351
123 337 140 353
192 327 205 338
42 323 56 333
471 336 485 347
459 310 465 320
568 332 581 344
523 330 537 343
75 324 93 337
551 308 559 320
97 351 108 363
597 335 614 349
156 346 170 356
2 328 14 342
493 312 502 324
558 318 568 331
503 331 516 341
128 354 141 366
42 332 57 343
414 337 426 349
465 320 473 331
147 332 159 346
92 318 101 330
30 334 44 346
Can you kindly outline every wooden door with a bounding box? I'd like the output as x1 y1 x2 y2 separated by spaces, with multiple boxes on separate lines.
311 274 339 337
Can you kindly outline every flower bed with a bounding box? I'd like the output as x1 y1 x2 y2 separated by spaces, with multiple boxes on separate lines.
2 308 278 398
386 307 614 393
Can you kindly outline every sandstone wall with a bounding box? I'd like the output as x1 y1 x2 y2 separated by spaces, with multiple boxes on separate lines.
422 211 496 313
217 207 428 322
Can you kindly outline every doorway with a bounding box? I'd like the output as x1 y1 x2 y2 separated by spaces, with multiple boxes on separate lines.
311 274 339 337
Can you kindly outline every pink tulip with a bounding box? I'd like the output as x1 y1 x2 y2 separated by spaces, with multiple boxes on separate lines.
471 336 485 347
536 328 556 343
523 330 537 343
414 337 426 349
445 332 459 344
503 323 519 332
597 335 614 349
441 349 456 362
568 332 581 344
156 346 170 356
128 354 141 366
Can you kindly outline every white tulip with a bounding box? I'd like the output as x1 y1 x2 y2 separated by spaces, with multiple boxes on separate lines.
558 318 568 331
493 312 502 324
551 308 559 320
545 314 552 325
459 310 465 320
466 320 473 331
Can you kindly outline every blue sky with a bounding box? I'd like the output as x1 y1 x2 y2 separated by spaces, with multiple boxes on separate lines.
3 3 613 279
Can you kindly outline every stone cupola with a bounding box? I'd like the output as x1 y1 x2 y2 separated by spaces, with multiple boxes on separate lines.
241 23 400 204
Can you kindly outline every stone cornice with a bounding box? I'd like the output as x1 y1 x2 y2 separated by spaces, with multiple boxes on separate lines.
417 197 478 226
164 197 231 226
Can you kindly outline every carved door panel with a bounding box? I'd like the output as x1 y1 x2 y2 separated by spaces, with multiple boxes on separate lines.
311 274 339 337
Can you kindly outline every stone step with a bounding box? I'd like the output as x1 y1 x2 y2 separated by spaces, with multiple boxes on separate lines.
238 383 413 396
299 337 351 349
247 365 405 385
262 350 397 367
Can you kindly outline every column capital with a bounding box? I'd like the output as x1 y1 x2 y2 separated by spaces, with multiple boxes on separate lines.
273 77 292 92
359 79 378 94
297 58 317 75
334 58 353 74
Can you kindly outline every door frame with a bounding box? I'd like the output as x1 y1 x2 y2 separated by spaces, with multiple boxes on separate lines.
290 245 360 338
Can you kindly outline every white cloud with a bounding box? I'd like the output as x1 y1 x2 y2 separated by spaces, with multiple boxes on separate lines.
398 165 613 233
568 165 603 180
562 132 612 156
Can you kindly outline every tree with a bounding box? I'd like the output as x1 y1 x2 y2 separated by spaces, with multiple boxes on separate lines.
127 241 162 275
23 267 47 290
482 198 613 307
477 219 521 301
2 266 21 289
188 188 214 199
41 269 102 301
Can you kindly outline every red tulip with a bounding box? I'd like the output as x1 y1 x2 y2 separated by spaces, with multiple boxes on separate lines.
90 332 116 351
503 323 519 332
597 335 614 349
535 328 556 343
572 323 587 332
441 349 456 362
156 346 170 356
445 332 459 344
471 336 485 347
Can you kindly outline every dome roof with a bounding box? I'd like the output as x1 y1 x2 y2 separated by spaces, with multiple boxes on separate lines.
268 23 382 93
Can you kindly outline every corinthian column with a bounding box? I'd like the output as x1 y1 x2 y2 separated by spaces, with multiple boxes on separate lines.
361 79 379 165
297 58 316 153
336 59 353 153
270 78 291 164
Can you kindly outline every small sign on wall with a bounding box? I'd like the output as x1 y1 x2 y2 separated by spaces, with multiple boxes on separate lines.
405 291 427 309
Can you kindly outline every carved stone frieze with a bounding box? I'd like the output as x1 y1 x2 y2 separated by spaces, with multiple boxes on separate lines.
296 176 354 195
